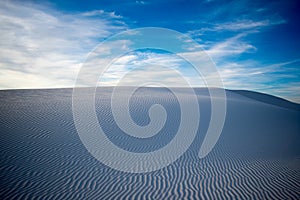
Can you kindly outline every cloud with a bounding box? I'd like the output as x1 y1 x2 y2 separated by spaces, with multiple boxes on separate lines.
268 83 300 103
213 20 270 31
81 10 122 19
0 0 126 89
99 51 190 86
187 25 299 101
188 18 286 38
136 1 146 5
183 11 298 103
94 35 299 103
205 33 256 59
212 19 285 32
215 59 300 103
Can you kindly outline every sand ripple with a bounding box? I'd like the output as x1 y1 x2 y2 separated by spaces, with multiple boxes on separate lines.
0 88 299 199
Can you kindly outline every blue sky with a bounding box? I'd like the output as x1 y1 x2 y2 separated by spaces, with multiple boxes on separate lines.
0 0 299 102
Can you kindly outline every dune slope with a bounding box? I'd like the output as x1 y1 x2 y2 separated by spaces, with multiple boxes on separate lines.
0 87 299 199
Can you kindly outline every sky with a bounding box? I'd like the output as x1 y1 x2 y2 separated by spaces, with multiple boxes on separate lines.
0 0 299 102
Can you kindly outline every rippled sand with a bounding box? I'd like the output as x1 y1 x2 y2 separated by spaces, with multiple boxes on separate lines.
0 87 299 199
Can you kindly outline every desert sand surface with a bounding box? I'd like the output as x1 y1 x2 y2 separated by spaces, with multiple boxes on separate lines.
0 87 299 199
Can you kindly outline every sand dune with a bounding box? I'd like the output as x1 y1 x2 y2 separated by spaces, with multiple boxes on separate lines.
0 87 299 199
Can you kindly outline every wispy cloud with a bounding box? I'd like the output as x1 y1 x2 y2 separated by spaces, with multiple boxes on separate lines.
213 19 285 32
185 11 299 102
213 20 270 31
215 59 300 102
81 10 123 19
205 33 256 59
94 33 299 102
99 51 187 86
0 0 126 89
188 21 285 40
135 1 147 5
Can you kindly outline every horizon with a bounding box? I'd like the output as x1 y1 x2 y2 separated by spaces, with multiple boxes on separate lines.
1 86 299 104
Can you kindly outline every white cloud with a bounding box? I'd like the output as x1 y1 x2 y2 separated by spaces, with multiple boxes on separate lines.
268 83 300 103
188 18 286 38
87 30 299 102
215 59 300 103
81 10 122 19
205 34 256 59
136 1 146 5
213 19 284 31
0 0 126 89
99 51 191 86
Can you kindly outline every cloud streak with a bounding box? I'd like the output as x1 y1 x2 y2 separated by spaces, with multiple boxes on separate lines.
0 0 126 89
